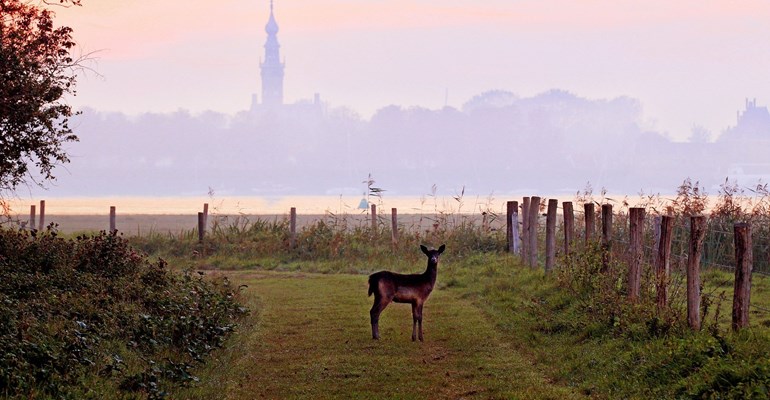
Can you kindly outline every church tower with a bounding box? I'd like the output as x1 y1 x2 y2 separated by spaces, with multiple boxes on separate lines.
260 0 284 107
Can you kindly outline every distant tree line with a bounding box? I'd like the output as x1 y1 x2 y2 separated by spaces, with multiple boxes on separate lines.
43 89 768 197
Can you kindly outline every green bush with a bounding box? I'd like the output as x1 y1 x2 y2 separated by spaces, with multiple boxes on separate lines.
0 227 247 399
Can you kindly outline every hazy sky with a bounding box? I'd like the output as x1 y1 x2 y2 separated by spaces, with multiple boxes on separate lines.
57 0 770 141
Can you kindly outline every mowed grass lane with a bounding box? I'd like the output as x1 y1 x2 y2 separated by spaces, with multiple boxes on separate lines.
178 271 583 399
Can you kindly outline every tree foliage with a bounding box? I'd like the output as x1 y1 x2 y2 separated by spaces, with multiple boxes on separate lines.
0 0 80 193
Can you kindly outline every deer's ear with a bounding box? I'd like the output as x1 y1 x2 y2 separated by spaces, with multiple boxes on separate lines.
438 244 446 254
420 245 429 255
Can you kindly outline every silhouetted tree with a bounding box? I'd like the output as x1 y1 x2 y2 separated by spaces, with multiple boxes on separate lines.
0 0 81 194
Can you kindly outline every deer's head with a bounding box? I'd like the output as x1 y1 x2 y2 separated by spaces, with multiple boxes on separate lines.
420 244 445 264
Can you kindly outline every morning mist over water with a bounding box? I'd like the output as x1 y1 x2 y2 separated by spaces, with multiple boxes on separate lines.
40 93 770 199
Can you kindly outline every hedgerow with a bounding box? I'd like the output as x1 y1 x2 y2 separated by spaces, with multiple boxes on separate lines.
0 227 247 399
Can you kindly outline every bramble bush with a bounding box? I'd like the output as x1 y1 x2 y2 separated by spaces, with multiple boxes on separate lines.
0 227 247 399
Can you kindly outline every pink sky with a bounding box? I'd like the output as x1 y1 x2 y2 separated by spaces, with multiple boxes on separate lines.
56 0 770 140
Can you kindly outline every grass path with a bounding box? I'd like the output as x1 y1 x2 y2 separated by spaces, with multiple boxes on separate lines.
178 271 584 399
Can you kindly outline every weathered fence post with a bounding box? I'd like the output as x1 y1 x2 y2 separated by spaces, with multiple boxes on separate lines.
507 201 520 254
109 206 116 233
584 203 595 243
506 201 514 252
290 207 297 248
197 212 205 242
505 201 513 253
656 215 674 311
512 208 520 255
732 223 753 331
391 208 398 246
687 215 706 330
653 216 662 267
522 197 531 262
371 204 377 233
601 204 613 270
545 199 558 273
601 204 613 246
203 203 209 233
529 196 541 268
29 205 36 231
628 207 645 301
563 201 574 256
38 200 45 231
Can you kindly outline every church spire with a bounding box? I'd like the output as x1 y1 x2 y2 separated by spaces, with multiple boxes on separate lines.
260 0 284 107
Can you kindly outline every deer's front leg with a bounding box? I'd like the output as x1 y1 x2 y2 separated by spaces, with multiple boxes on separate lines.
416 303 424 342
411 302 419 342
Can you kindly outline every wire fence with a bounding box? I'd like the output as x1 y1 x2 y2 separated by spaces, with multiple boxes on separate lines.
521 200 770 320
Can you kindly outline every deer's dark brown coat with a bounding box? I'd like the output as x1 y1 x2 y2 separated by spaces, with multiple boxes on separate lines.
367 244 445 341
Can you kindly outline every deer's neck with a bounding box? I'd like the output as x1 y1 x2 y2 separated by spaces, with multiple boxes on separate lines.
423 262 438 284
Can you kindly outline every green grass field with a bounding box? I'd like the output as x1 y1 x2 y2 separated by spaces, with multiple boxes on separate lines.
8 180 770 398
176 270 583 399
6 221 770 398
164 247 770 400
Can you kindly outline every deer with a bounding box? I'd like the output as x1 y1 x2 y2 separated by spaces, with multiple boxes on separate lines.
367 244 445 341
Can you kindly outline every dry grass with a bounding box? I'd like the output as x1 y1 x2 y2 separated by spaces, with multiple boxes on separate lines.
19 213 496 235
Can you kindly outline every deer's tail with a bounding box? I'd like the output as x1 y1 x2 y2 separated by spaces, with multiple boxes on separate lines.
367 274 377 297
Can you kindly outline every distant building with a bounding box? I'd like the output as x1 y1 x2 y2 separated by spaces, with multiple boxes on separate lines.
713 99 770 187
259 0 284 107
250 1 324 118
720 98 770 142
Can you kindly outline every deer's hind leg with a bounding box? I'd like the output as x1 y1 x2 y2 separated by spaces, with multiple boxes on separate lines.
370 294 392 340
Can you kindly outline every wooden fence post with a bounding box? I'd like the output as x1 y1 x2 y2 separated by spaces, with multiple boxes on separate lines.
732 223 753 331
29 205 36 231
601 204 613 246
203 203 209 233
109 206 116 233
509 201 520 254
522 197 531 262
563 201 574 256
687 215 706 330
656 215 674 311
529 196 541 268
628 208 645 301
290 207 297 248
545 199 558 273
38 200 45 231
506 201 514 252
391 208 398 246
584 203 595 243
197 212 205 242
601 204 613 270
512 208 520 255
653 216 662 267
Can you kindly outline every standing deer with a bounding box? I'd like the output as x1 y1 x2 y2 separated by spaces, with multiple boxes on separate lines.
368 244 445 341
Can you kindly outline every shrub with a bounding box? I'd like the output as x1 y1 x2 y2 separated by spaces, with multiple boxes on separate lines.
0 228 247 399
